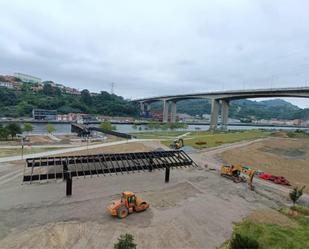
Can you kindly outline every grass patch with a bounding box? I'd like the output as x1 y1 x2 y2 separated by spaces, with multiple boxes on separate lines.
131 131 188 139
0 147 66 157
220 208 309 249
287 129 309 138
163 130 270 149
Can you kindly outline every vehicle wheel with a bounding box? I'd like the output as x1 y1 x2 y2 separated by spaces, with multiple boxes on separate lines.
117 206 128 219
233 176 241 183
135 202 148 212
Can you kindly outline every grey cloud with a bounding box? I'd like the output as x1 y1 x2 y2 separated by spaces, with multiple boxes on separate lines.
0 0 308 108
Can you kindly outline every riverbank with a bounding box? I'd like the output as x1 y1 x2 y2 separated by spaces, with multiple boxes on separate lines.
0 120 308 135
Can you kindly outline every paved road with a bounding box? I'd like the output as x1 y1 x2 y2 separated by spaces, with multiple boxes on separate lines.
0 139 148 163
0 144 80 149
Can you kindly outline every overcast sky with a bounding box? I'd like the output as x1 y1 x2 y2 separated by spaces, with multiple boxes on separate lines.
0 0 308 108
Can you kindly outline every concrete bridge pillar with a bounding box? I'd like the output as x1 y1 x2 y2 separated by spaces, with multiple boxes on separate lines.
140 102 145 114
221 99 229 131
170 101 177 123
163 100 169 122
145 103 151 112
209 99 220 131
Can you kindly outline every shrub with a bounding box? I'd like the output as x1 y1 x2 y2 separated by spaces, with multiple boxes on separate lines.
114 233 136 249
46 123 56 134
229 233 259 249
289 186 305 206
23 123 33 133
100 121 116 131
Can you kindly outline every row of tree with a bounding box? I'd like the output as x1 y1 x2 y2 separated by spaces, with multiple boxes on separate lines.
0 123 23 140
0 122 57 140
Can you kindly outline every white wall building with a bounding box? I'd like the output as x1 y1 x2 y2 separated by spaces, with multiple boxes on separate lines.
14 73 42 84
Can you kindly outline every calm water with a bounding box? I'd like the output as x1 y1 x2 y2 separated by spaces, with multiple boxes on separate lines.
13 122 309 134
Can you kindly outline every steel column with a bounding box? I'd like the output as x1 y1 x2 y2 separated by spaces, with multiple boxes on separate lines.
165 166 170 182
65 172 72 196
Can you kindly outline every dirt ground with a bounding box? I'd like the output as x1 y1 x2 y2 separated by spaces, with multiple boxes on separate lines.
55 141 166 157
0 138 308 249
221 137 309 193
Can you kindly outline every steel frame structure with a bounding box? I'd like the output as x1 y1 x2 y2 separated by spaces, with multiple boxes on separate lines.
23 150 197 196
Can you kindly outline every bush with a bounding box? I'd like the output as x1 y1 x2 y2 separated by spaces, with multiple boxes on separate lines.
100 121 116 131
46 123 56 134
114 233 136 249
229 233 259 249
289 186 305 206
23 123 33 133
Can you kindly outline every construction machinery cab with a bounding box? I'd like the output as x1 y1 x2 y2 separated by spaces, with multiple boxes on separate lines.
170 138 184 149
122 191 136 206
220 164 244 183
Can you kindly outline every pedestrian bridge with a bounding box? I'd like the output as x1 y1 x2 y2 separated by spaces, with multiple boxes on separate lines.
133 87 309 130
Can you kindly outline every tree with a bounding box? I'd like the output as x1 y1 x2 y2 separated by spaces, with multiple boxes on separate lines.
23 123 33 133
100 121 116 131
230 233 259 249
6 123 22 139
46 123 56 134
42 83 54 96
289 186 305 206
81 89 92 105
114 233 136 249
0 124 9 140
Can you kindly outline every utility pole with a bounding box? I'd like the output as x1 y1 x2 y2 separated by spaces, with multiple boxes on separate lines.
111 82 115 94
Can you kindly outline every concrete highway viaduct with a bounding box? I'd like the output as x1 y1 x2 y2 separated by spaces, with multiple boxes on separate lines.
133 87 309 131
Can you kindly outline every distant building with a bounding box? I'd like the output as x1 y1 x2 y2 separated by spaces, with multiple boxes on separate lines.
31 83 44 92
64 86 80 95
0 81 14 89
14 73 42 84
0 75 22 90
32 109 57 120
57 113 86 121
96 115 134 122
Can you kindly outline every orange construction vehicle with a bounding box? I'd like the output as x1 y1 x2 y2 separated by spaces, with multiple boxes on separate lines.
220 164 245 183
247 169 256 191
107 191 150 219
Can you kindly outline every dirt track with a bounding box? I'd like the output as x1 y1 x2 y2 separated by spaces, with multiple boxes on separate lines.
221 137 309 193
0 138 307 249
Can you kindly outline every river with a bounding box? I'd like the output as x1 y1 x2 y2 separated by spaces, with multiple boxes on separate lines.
9 122 308 134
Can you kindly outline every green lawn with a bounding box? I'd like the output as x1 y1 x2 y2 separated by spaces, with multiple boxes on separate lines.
133 130 271 149
132 131 189 139
220 206 309 249
0 147 65 157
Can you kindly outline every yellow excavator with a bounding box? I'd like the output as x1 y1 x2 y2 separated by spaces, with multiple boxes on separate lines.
247 169 256 191
220 164 244 183
220 165 256 190
169 138 184 149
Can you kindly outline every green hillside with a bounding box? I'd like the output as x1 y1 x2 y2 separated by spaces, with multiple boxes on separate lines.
0 83 138 117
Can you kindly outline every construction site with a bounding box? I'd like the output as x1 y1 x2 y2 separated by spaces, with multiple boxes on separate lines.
0 128 308 249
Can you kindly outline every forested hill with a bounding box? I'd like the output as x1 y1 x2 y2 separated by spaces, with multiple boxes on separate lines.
0 84 307 120
0 84 138 117
153 99 308 121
